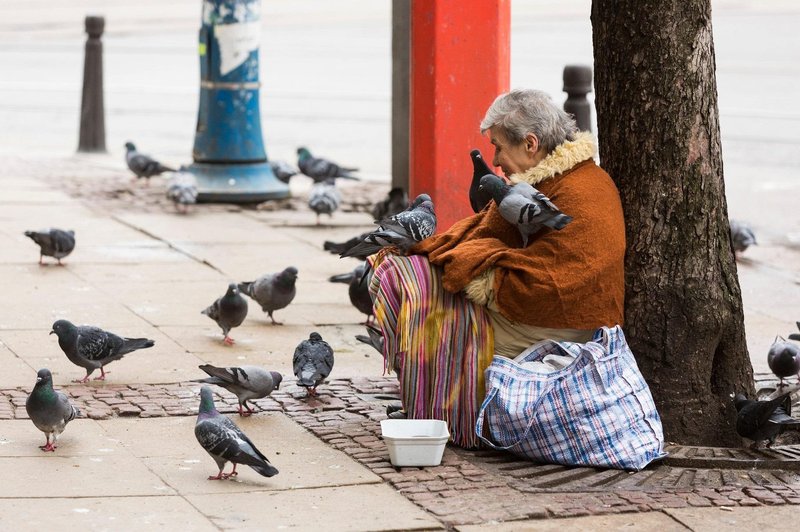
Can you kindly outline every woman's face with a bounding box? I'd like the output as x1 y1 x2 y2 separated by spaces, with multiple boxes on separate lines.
488 126 538 177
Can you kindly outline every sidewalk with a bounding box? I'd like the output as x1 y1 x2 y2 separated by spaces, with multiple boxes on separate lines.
0 155 799 531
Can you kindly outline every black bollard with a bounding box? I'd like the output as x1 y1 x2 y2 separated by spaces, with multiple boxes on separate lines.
78 15 106 153
562 65 593 133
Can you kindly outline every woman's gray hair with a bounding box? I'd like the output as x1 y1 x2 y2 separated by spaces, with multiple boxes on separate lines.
480 89 578 153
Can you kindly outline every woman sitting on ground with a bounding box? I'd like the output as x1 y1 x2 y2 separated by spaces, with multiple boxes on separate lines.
368 89 626 448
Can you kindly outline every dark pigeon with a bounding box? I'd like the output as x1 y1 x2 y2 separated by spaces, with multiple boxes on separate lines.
195 386 279 480
789 321 800 342
165 167 198 213
340 193 437 258
469 149 497 213
202 283 249 345
125 141 174 182
328 262 373 323
768 337 800 389
729 219 756 257
26 368 80 452
194 365 283 417
50 319 155 383
24 228 75 265
372 187 408 222
323 232 372 259
735 392 800 448
355 323 383 355
269 160 299 184
297 146 358 182
308 178 341 224
479 174 572 246
292 332 334 397
238 267 298 325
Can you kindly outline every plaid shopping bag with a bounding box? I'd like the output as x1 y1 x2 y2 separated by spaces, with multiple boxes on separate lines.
475 326 666 471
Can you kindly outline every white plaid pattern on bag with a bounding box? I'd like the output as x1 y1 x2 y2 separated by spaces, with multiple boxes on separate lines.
475 326 666 471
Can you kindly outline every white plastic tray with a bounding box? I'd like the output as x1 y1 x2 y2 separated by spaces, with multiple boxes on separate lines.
380 419 450 467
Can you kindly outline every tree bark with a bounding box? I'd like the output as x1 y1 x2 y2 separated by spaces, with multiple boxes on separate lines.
591 0 753 445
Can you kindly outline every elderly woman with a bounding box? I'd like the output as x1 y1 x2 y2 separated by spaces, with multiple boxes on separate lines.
368 89 625 448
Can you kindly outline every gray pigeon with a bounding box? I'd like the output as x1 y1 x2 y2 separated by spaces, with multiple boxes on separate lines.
195 386 279 480
165 167 198 213
355 323 383 355
479 174 572 246
25 368 80 452
202 283 249 345
767 337 800 389
268 159 298 184
125 141 174 183
469 149 497 213
340 193 437 258
308 178 341 224
328 262 373 323
729 219 756 257
297 146 358 182
194 364 283 417
237 267 298 325
50 319 155 382
323 231 372 259
734 392 800 448
372 187 408 222
292 332 334 397
24 228 75 265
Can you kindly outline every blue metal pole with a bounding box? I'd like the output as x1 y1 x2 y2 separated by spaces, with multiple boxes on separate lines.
189 0 289 202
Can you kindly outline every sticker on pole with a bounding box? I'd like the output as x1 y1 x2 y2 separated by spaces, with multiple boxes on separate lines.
214 21 260 76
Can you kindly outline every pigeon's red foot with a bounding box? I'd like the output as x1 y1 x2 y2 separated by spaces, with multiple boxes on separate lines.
40 442 56 452
93 369 108 381
223 336 235 346
74 375 91 384
207 473 226 480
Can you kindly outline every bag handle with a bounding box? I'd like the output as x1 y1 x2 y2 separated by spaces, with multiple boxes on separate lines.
475 380 558 450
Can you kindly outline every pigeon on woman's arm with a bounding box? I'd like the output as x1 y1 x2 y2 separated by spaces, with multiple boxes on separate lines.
238 267 298 325
26 368 80 452
469 149 497 213
24 228 75 265
194 365 282 417
202 283 249 345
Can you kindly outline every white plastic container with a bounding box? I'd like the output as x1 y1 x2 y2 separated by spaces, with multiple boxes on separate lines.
380 419 450 467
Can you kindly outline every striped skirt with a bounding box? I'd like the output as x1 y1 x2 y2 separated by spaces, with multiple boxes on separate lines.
368 251 494 448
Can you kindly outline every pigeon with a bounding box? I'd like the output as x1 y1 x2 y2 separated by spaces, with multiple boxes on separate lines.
297 146 359 181
788 321 800 342
165 167 198 213
469 149 497 213
237 267 298 325
268 159 299 184
355 323 383 355
308 178 341 224
202 283 249 345
479 174 572 246
125 141 174 183
323 232 372 259
729 219 756 258
734 392 800 448
195 386 279 480
340 193 437 258
767 337 800 389
24 228 75 265
50 319 155 382
194 365 283 417
328 262 373 323
25 368 80 452
372 187 408 222
292 332 334 397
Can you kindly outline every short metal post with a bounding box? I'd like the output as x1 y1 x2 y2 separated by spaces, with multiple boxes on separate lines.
563 65 593 132
78 15 106 153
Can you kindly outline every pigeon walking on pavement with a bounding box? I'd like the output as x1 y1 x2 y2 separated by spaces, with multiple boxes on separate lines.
195 386 279 480
293 332 334 397
165 167 198 213
237 267 298 325
297 146 359 181
323 232 372 259
479 174 572 246
729 219 756 259
734 392 800 448
371 187 408 222
468 149 497 213
24 228 75 265
202 283 249 345
26 368 81 452
268 159 299 184
328 262 373 323
768 337 800 389
340 193 437 258
125 141 175 184
308 178 341 224
50 320 155 383
194 365 283 417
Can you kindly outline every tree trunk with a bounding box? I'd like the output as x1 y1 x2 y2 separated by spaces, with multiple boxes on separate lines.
591 0 754 445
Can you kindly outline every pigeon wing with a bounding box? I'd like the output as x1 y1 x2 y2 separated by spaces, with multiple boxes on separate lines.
75 326 118 361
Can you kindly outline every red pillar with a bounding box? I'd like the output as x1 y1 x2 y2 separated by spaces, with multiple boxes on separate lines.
410 0 510 232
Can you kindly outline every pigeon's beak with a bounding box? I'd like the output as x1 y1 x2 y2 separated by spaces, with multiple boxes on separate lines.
49 330 55 335
36 377 42 382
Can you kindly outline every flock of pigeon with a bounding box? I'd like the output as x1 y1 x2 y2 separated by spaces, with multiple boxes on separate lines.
20 143 796 480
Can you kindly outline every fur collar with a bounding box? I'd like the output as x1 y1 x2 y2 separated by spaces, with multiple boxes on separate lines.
509 131 596 186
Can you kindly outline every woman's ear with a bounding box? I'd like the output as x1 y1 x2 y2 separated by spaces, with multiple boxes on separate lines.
525 133 540 156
